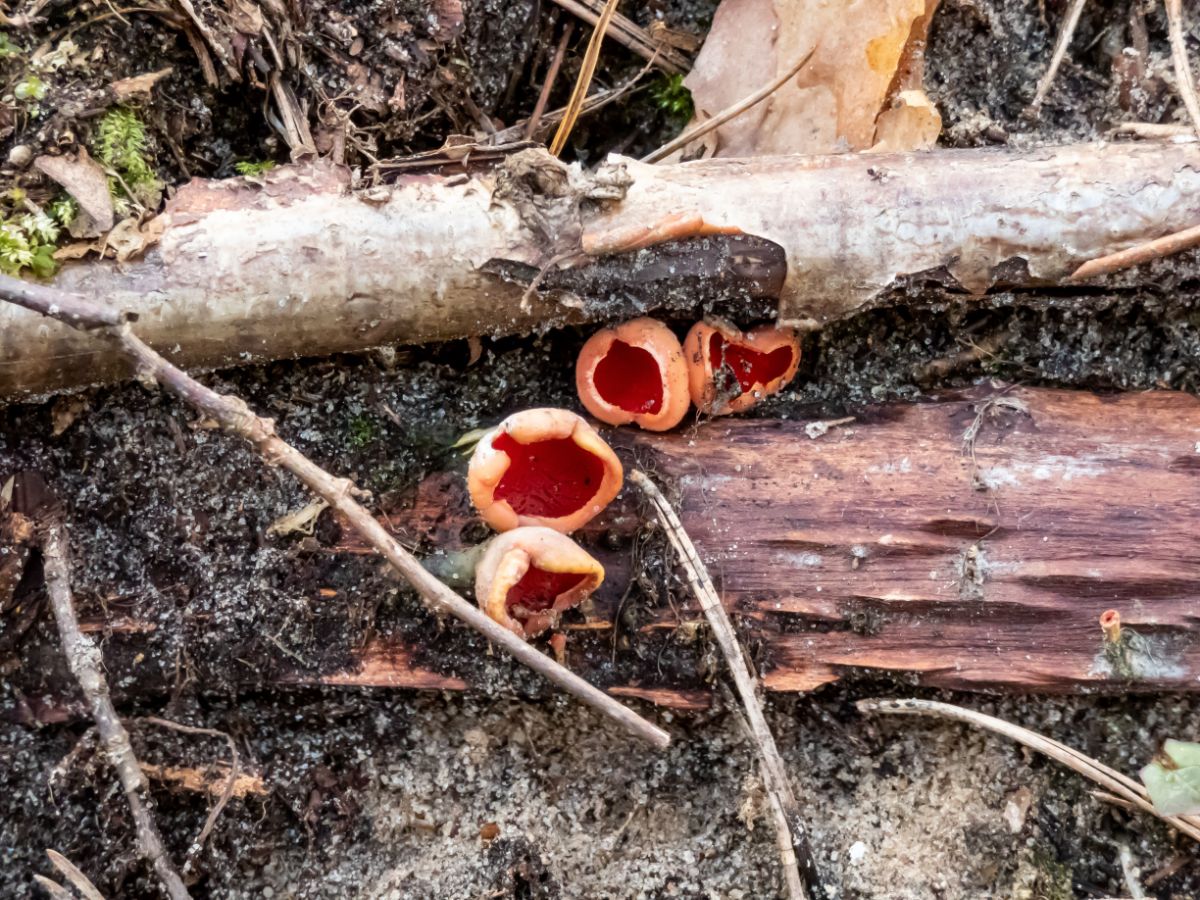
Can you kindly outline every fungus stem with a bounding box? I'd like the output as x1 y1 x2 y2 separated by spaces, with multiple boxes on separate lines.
421 542 489 590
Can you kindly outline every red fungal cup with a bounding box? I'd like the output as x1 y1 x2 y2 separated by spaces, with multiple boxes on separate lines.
475 526 604 638
468 408 624 533
684 320 802 416
576 318 691 431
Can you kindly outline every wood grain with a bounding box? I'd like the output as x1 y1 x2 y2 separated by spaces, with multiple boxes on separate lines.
314 385 1200 700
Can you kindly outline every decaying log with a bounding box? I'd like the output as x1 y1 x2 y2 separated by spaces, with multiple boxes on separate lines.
80 385 1200 705
3 142 1199 397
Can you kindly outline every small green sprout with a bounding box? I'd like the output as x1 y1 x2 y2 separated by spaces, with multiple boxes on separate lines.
14 75 46 102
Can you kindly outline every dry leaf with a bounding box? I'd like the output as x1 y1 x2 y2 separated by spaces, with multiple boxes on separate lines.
53 240 99 261
110 67 173 99
683 0 941 156
34 148 114 235
101 215 164 263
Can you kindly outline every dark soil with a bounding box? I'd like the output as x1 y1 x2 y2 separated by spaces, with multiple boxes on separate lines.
2 0 1200 898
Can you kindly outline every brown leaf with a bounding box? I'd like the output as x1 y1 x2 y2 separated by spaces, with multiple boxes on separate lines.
110 67 174 100
34 148 114 235
683 0 941 156
101 215 164 264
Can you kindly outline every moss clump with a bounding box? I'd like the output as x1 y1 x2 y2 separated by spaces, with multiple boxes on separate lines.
347 414 381 449
93 107 162 211
234 159 276 177
650 73 693 123
0 191 60 277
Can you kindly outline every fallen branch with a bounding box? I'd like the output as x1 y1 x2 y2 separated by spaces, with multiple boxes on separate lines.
4 142 1200 397
38 500 191 900
857 697 1200 843
631 470 824 900
0 274 670 751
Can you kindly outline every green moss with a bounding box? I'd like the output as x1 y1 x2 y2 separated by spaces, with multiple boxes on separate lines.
1029 850 1074 900
234 159 276 177
347 414 381 449
650 73 694 122
93 107 162 211
0 206 60 278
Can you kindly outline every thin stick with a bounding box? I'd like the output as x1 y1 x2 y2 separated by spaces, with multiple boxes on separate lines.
526 22 575 140
1031 0 1088 108
0 273 669 751
857 698 1200 843
640 47 815 163
546 0 688 74
39 513 191 900
549 0 620 156
630 470 824 900
1111 121 1196 139
139 716 242 868
1069 221 1200 280
1166 0 1200 139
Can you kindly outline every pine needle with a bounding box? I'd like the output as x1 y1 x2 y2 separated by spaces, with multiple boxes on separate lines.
549 0 620 156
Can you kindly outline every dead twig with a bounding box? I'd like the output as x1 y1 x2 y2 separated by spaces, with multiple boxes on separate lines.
38 505 191 900
139 716 245 869
630 470 824 900
857 698 1200 843
1069 221 1200 281
526 22 575 140
0 273 670 751
1111 121 1196 139
1030 0 1088 109
641 48 816 163
546 0 688 74
1166 0 1200 139
550 0 620 156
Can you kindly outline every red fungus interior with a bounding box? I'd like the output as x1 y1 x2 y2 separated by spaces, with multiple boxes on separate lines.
709 333 795 395
506 566 587 616
592 340 664 414
492 432 606 518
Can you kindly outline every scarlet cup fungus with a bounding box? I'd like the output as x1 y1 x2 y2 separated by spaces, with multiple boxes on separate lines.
475 526 604 638
468 408 623 533
684 320 802 416
575 318 691 431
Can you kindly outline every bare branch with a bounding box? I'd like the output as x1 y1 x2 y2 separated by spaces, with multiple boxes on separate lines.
0 274 670 751
39 508 191 900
